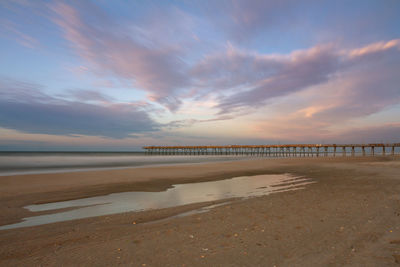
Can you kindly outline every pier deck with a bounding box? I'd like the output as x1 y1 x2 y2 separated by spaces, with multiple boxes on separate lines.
143 143 400 157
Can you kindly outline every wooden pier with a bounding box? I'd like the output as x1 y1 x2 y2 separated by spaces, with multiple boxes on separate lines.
143 143 400 157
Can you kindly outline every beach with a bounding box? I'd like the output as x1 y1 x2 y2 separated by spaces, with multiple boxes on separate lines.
1 156 400 266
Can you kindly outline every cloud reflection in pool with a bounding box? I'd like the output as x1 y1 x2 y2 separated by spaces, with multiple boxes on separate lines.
0 174 314 230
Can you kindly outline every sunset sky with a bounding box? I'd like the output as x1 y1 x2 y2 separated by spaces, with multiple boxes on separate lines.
1 0 400 151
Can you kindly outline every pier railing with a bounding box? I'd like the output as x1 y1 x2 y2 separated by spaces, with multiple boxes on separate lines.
143 143 400 157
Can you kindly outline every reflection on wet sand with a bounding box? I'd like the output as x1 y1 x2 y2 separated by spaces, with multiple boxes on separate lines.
0 174 314 230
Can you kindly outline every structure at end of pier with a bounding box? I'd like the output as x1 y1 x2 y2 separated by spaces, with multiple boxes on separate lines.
143 143 400 157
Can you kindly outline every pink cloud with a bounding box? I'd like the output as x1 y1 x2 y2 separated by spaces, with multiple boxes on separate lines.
193 44 340 114
0 18 38 48
50 2 400 123
347 39 400 58
48 1 400 143
252 123 400 143
51 2 190 111
191 39 400 118
191 39 400 142
207 0 305 42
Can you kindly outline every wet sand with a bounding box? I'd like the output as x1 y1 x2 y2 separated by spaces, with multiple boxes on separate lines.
1 156 400 266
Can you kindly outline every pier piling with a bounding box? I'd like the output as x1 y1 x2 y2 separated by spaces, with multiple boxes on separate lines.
143 143 400 158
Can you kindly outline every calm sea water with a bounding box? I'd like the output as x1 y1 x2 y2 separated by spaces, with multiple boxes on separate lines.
0 152 249 176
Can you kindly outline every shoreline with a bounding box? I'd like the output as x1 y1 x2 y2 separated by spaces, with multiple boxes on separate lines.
0 154 250 177
1 156 400 266
0 154 392 177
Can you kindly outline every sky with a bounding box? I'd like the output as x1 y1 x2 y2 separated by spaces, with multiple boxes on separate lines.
0 0 400 151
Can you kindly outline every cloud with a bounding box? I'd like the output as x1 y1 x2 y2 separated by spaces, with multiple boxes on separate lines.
302 40 400 123
187 38 400 143
347 39 400 58
192 44 284 92
0 18 39 48
203 0 400 46
164 115 235 129
333 123 400 143
219 0 304 42
50 2 190 111
269 123 400 144
190 39 400 119
212 45 340 114
49 1 400 120
64 89 114 103
250 104 400 143
0 79 159 138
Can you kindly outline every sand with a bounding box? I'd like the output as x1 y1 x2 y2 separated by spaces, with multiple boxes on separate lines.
1 156 400 266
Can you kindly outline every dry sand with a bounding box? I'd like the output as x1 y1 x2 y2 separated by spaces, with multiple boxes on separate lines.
1 156 400 266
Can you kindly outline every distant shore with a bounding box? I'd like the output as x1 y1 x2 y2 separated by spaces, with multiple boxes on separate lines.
1 156 400 266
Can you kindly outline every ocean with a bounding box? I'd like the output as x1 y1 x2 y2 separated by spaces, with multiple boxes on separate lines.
0 152 248 176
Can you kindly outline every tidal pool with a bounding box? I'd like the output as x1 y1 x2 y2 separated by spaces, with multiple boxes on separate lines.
0 174 314 230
